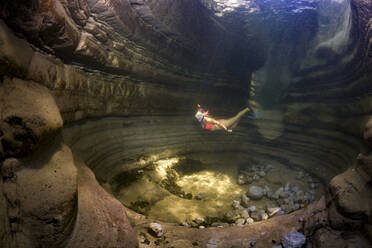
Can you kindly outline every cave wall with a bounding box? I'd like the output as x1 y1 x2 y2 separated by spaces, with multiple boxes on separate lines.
0 0 372 247
283 0 372 138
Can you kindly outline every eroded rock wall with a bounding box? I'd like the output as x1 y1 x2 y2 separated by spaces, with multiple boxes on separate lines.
0 78 138 248
284 0 372 139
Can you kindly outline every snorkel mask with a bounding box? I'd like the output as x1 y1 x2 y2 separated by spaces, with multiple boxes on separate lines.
195 111 204 122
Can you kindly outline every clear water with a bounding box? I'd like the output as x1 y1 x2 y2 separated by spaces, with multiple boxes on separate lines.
107 152 325 225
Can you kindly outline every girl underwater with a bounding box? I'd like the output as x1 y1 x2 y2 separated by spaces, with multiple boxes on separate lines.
195 104 254 133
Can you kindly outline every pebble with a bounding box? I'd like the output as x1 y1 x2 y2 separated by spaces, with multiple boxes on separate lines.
296 172 304 179
195 193 204 200
235 218 246 226
281 231 306 248
149 223 163 237
241 194 250 208
250 212 260 221
261 213 269 220
279 191 290 199
232 200 241 209
249 205 257 213
284 183 291 192
246 218 254 224
206 239 219 248
258 171 266 177
292 203 300 211
194 217 205 225
267 207 281 216
240 209 250 219
291 186 299 193
247 185 264 200
250 240 257 247
237 174 246 185
199 226 205 229
180 221 190 227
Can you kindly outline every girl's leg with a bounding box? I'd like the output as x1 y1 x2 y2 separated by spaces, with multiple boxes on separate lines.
220 107 250 129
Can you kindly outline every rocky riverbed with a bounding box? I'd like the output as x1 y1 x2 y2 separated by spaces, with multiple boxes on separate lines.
105 152 325 226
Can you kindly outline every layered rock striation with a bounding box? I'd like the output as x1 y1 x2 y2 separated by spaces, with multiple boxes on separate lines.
0 0 372 247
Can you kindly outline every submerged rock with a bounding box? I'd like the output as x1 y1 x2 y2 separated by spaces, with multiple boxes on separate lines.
232 200 241 209
235 218 246 226
267 207 281 217
250 212 260 221
247 185 264 200
260 212 269 220
281 231 306 248
246 218 254 224
237 174 246 185
241 194 250 208
249 205 257 213
194 217 205 225
239 209 250 219
149 222 163 237
258 171 266 177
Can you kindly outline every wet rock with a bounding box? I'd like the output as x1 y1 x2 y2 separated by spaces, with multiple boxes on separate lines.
267 207 281 217
258 171 266 177
180 221 190 227
211 222 228 227
235 218 245 226
284 183 291 192
232 200 241 209
296 172 304 180
260 212 269 220
224 211 240 223
239 209 250 219
206 239 219 248
195 193 204 200
272 187 283 200
246 218 254 224
292 203 300 211
249 206 257 213
246 177 253 184
250 212 260 221
281 231 306 248
241 194 250 208
149 223 163 237
237 174 246 185
247 185 264 200
185 193 193 199
291 186 299 193
253 174 260 181
280 191 290 199
194 217 205 225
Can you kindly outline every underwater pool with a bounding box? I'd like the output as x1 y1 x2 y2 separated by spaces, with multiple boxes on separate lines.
105 152 326 226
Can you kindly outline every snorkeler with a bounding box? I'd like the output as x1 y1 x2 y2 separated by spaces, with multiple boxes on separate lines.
195 104 253 133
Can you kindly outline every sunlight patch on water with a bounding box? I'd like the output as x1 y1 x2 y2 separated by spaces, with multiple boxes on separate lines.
154 157 179 178
177 171 243 196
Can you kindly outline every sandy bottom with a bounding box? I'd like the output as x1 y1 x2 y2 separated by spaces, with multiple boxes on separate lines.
114 152 325 223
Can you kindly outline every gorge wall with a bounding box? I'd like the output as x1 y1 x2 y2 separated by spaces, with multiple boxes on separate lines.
0 0 372 247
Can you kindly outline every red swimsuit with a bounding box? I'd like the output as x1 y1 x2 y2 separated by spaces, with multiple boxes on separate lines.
205 123 214 130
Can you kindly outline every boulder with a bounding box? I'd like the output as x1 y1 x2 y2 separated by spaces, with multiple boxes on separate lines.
0 77 63 160
247 185 264 200
281 231 306 248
